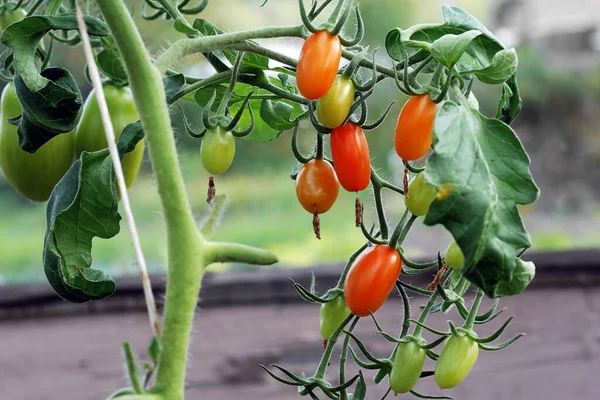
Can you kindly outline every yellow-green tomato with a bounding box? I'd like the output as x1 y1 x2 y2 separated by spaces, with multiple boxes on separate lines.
445 241 464 269
0 83 74 202
405 172 437 216
434 334 479 389
75 85 144 190
389 340 426 394
316 75 355 129
0 8 27 31
319 295 351 341
200 126 235 175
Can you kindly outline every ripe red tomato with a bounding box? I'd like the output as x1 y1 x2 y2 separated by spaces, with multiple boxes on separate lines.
395 95 437 161
344 244 402 317
296 159 340 214
296 31 342 100
330 122 370 192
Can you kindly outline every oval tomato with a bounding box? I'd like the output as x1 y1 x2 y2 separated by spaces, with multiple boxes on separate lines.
404 172 437 216
319 295 351 341
200 126 235 175
0 8 26 31
344 244 401 317
316 75 355 129
390 340 426 394
445 241 464 269
75 85 144 189
296 159 339 214
395 94 437 161
297 31 342 100
0 83 74 202
330 122 370 192
434 334 479 389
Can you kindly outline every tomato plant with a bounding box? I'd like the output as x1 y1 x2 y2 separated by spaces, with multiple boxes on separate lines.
0 83 74 202
316 75 355 129
1 1 539 399
395 94 437 161
75 85 145 189
330 122 371 192
344 244 401 317
296 30 342 100
435 334 479 389
405 172 437 216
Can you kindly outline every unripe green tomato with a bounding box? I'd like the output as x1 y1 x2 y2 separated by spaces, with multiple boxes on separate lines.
0 83 74 202
319 295 351 341
316 75 355 129
200 126 235 175
0 8 27 31
75 85 144 190
434 334 479 389
445 241 464 269
404 172 437 216
389 340 426 394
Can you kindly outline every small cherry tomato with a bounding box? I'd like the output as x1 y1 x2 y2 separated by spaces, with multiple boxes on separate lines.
200 126 235 175
297 30 342 100
316 75 355 129
344 244 402 317
390 340 426 394
295 159 339 214
405 172 437 216
330 122 370 192
434 334 479 389
395 94 437 161
319 295 351 341
445 241 464 269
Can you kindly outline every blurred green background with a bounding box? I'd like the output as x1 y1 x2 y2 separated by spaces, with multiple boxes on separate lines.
1 0 599 282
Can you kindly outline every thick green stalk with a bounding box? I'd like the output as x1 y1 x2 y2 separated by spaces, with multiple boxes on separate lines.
95 1 204 399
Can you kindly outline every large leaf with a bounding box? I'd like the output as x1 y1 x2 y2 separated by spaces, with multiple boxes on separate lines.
96 37 127 84
1 12 109 92
43 122 144 303
11 67 82 153
423 99 539 298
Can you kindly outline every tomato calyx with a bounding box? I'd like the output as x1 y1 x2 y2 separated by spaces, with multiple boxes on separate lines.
299 0 363 46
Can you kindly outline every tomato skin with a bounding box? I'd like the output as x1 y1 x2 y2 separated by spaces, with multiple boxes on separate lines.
390 340 426 394
296 159 339 214
75 85 144 189
0 83 74 202
395 95 437 161
405 172 437 216
319 295 351 340
316 75 355 129
330 122 371 192
434 334 479 389
297 31 342 100
445 241 464 269
200 126 235 175
344 245 402 317
0 8 27 31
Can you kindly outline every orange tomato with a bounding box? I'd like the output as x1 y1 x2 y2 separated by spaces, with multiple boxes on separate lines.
395 94 437 161
344 245 402 317
330 122 371 192
296 159 340 214
296 31 342 100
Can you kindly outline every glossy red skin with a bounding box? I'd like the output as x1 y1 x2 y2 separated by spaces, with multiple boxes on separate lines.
297 31 342 100
395 94 437 161
330 122 371 192
296 159 340 214
344 245 402 317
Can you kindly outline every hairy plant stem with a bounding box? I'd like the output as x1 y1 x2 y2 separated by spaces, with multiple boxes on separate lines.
95 1 204 399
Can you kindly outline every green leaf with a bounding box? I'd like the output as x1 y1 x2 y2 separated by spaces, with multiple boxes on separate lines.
430 30 482 68
174 18 198 36
43 122 144 303
496 260 535 296
96 37 127 83
12 67 82 153
164 73 186 105
496 73 522 124
260 100 297 131
148 336 162 365
350 372 366 400
473 48 518 85
423 100 539 298
0 13 109 92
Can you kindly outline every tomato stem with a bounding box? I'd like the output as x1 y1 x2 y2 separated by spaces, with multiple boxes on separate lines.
315 314 356 379
389 209 411 249
338 317 360 400
464 289 485 330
